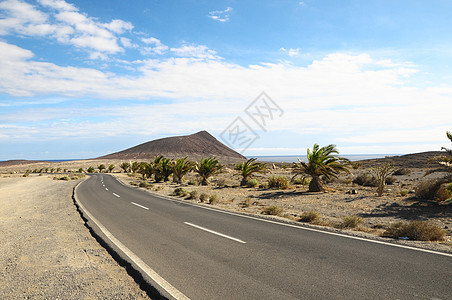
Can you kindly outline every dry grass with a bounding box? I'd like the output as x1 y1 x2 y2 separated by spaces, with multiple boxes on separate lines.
383 221 446 241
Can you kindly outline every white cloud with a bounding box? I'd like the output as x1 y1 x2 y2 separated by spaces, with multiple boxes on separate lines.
140 37 168 55
1 41 451 154
0 0 133 58
280 47 300 57
208 7 232 22
170 44 220 60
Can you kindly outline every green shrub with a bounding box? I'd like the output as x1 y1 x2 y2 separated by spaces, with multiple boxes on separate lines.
267 176 290 189
187 180 198 186
399 189 409 197
393 168 411 175
172 187 189 197
188 190 199 200
383 221 445 241
199 193 209 203
292 177 311 185
59 176 70 181
246 179 259 188
341 215 363 228
262 205 283 216
351 162 362 169
299 211 320 223
261 182 269 189
209 194 219 204
87 167 95 173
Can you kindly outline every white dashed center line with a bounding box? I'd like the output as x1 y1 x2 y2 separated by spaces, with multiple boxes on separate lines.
131 202 149 210
184 222 246 244
113 193 120 198
105 188 109 191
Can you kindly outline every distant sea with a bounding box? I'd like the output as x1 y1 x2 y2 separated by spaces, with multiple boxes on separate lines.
250 154 400 163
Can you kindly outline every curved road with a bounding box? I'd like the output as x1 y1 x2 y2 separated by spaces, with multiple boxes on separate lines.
76 174 451 299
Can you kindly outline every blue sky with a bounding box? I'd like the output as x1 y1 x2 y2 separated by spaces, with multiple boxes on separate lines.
0 0 451 160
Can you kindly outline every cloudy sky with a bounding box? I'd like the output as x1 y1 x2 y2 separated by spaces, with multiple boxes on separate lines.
1 0 451 160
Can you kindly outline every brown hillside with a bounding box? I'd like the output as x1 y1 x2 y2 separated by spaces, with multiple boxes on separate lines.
359 151 444 168
98 131 246 162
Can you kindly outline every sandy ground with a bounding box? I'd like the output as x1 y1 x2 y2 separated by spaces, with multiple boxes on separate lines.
0 174 150 299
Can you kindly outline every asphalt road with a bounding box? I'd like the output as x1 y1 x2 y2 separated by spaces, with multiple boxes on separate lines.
76 174 451 300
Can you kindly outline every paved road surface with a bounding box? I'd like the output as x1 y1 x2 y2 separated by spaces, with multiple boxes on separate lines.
76 174 451 299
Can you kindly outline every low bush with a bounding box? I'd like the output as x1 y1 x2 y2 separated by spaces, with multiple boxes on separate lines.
139 181 149 188
246 179 259 188
292 177 311 185
262 205 283 216
267 176 290 189
415 179 444 200
352 174 378 187
351 162 362 169
172 187 189 197
436 183 452 201
87 167 95 173
199 193 209 203
299 211 320 223
341 215 363 228
393 168 411 175
260 182 269 189
187 180 198 186
383 221 445 241
399 189 409 197
385 176 397 185
209 194 219 204
188 190 198 200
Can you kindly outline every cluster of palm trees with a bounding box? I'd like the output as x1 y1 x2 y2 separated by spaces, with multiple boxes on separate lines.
119 156 225 185
114 143 353 192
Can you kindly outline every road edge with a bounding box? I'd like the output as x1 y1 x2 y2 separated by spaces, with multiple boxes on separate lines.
72 178 190 300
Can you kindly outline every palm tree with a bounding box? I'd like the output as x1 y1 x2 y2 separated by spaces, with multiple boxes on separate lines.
137 162 152 180
131 161 141 173
98 164 106 173
195 157 224 185
292 144 350 192
236 158 266 186
172 157 195 184
152 156 173 182
108 164 115 173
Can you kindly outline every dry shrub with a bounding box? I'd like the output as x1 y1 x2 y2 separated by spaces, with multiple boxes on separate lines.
262 205 283 216
415 179 444 200
267 176 290 189
199 193 209 203
172 187 188 197
216 178 227 187
209 194 219 204
353 174 378 187
341 215 363 228
299 211 321 223
188 190 198 200
436 184 452 201
385 176 397 185
246 179 259 188
383 221 445 241
393 168 411 175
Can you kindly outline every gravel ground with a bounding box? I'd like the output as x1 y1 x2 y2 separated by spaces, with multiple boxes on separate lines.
0 175 151 299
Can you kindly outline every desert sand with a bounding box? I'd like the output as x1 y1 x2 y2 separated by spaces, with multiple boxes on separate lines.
0 174 150 299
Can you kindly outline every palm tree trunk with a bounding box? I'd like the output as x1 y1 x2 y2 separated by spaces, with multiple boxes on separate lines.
309 175 326 192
